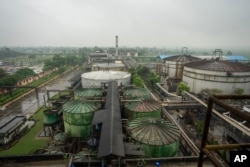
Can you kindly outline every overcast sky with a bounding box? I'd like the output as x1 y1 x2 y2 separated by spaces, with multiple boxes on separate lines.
0 0 250 48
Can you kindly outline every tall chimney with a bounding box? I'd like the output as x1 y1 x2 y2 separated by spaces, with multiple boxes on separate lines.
115 35 118 57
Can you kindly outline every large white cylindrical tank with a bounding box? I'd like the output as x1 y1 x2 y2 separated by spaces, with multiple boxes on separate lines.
81 71 131 88
182 60 250 94
164 55 201 78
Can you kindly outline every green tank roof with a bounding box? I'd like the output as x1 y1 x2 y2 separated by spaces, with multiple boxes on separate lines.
128 117 180 145
124 100 161 112
124 87 151 100
63 100 101 114
74 88 102 99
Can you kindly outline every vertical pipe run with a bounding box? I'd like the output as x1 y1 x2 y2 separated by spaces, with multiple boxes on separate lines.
198 97 214 167
116 35 118 57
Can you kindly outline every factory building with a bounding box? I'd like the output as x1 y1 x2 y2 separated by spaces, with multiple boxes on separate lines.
0 115 27 146
158 54 201 92
92 63 126 71
182 59 250 94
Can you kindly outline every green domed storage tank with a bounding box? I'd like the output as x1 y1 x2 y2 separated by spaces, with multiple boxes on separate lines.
74 88 102 100
128 117 180 157
123 87 151 100
43 109 58 125
63 100 101 139
124 100 161 121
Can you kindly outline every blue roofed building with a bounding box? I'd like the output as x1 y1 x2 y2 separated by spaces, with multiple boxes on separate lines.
224 55 248 62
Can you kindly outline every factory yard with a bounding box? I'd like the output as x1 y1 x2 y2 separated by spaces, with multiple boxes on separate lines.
0 50 250 167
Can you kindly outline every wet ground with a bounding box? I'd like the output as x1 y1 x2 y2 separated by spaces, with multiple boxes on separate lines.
0 70 77 120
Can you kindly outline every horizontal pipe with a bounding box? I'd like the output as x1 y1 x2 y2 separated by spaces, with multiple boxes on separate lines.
214 95 250 100
203 149 228 167
210 96 250 122
206 143 250 150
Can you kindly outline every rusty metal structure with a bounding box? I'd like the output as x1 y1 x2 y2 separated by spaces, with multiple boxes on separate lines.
198 95 250 167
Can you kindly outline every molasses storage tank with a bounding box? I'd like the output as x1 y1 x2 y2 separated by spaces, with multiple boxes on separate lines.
124 100 161 121
183 59 250 94
43 109 58 125
63 100 101 139
123 87 152 100
128 117 180 157
81 71 131 88
74 88 102 100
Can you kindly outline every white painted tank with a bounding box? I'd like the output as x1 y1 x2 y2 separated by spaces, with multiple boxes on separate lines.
81 71 131 88
182 59 250 94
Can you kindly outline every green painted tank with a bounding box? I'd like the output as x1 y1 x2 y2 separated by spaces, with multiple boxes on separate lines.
74 88 102 100
128 117 180 157
63 100 101 139
43 109 58 124
124 100 161 121
123 87 151 100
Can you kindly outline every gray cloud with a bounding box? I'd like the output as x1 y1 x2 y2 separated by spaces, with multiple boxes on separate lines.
0 0 250 48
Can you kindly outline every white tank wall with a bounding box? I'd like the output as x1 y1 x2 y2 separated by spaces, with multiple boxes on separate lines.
165 61 183 78
81 71 131 88
182 66 250 94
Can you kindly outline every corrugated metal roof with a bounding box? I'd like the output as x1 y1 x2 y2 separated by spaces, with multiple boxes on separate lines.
165 55 201 62
158 55 172 60
185 59 250 72
92 81 124 157
224 55 248 61
92 63 125 68
63 100 101 114
128 118 180 145
74 88 102 98
124 100 161 112
0 115 26 134
123 87 151 100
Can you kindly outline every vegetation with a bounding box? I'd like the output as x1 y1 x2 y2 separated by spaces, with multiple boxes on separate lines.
177 82 190 95
0 68 7 79
0 70 60 105
234 88 244 95
195 120 204 138
0 47 22 58
43 54 84 71
0 68 35 87
129 65 160 88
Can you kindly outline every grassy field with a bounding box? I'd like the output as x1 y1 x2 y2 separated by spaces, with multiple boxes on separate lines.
0 107 48 156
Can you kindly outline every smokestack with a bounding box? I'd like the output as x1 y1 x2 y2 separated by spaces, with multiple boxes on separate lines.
115 35 118 57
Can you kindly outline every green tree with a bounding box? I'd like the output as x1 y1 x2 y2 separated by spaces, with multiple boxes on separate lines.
148 71 160 88
177 82 190 95
15 68 35 78
0 68 7 79
234 88 244 95
132 74 144 88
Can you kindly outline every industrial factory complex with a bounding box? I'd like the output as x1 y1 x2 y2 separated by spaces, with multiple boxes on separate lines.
0 38 250 167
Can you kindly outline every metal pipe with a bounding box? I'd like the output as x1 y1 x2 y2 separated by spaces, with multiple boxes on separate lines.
202 149 228 167
198 97 214 167
183 91 250 136
211 96 250 122
206 143 250 150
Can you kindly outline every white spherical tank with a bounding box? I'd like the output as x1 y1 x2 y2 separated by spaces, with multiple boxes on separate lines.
182 59 250 94
81 71 131 88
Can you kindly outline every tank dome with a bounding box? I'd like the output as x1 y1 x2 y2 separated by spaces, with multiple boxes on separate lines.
123 87 151 100
63 100 101 139
124 100 161 120
74 88 102 99
183 59 250 94
128 117 180 157
81 71 131 88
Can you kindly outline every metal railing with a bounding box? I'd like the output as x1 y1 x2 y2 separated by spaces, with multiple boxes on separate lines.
198 95 250 167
